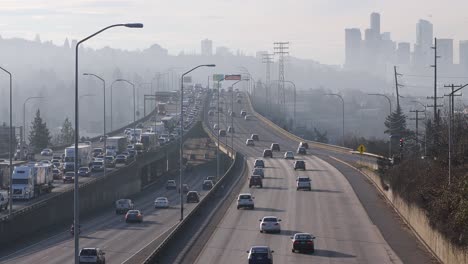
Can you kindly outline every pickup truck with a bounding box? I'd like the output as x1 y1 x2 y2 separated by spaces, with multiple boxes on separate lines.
0 191 9 211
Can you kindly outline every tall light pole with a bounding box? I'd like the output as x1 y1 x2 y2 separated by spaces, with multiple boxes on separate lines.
83 73 106 178
74 22 143 263
23 96 44 145
112 79 136 135
216 77 225 184
179 64 215 221
325 93 345 147
0 66 13 216
368 93 392 158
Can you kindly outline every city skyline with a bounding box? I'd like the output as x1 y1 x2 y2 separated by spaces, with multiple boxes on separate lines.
2 1 468 64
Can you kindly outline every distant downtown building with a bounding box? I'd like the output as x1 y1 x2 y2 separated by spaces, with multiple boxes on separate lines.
437 38 454 66
201 39 213 56
413 19 433 67
345 28 362 68
459 40 468 68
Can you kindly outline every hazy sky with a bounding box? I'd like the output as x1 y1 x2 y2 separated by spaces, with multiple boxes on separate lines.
2 0 468 64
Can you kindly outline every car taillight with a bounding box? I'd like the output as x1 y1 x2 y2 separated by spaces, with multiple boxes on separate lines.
294 241 300 244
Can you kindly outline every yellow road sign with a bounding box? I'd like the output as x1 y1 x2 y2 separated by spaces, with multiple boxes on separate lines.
357 144 366 154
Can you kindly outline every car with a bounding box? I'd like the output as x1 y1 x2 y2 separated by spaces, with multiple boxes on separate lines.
127 144 135 150
104 156 116 168
228 126 235 133
251 134 259 141
229 111 236 117
92 148 104 157
166 180 177 190
206 176 216 183
237 193 254 209
40 160 51 165
247 246 274 264
270 143 280 152
284 151 294 159
252 168 264 178
299 142 309 149
249 175 263 188
208 110 214 116
182 184 190 193
136 123 144 129
219 129 227 137
154 197 169 208
63 171 75 183
52 168 62 180
125 209 143 223
263 149 273 158
246 139 255 146
294 160 306 171
186 191 200 203
259 216 281 233
51 159 61 168
115 198 134 214
240 110 247 117
40 148 53 156
202 180 214 190
297 147 307 155
244 115 253 120
115 155 128 164
79 247 106 264
77 167 90 177
91 160 105 172
52 155 62 161
128 149 137 159
254 159 265 168
99 135 108 142
213 124 218 130
291 233 316 253
296 176 311 191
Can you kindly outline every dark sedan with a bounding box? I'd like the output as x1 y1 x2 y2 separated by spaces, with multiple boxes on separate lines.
115 155 128 164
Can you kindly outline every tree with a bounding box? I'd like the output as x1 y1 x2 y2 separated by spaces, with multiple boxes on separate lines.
28 109 51 152
384 106 408 138
59 117 74 145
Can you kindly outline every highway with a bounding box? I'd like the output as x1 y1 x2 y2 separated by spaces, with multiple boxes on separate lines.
0 160 215 264
196 91 435 263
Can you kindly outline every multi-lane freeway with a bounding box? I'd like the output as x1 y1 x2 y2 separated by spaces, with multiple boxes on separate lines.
197 91 435 263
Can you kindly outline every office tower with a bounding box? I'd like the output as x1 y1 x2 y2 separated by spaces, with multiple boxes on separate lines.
437 39 453 66
459 40 468 68
397 42 411 64
413 19 433 67
371 12 381 37
345 28 362 69
201 39 213 56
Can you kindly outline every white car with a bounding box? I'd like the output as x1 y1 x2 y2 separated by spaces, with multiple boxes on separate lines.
296 176 312 191
244 115 253 120
237 193 254 210
166 180 177 190
40 148 53 156
154 197 169 208
284 151 295 159
246 139 255 146
259 216 281 233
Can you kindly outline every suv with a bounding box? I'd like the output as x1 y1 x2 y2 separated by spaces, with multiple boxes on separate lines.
254 159 265 168
219 129 227 137
270 143 280 152
166 180 177 190
249 175 263 188
79 248 106 264
296 176 311 191
252 168 265 178
263 149 273 158
115 199 134 214
299 142 309 149
251 134 259 141
237 193 254 209
297 147 307 155
247 246 274 264
240 110 247 117
294 160 306 171
186 191 200 203
246 139 255 146
202 180 214 190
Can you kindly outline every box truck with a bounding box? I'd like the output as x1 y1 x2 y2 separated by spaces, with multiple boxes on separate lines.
63 144 92 172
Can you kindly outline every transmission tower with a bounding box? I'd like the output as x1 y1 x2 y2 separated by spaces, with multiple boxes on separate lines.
274 42 289 114
262 53 274 112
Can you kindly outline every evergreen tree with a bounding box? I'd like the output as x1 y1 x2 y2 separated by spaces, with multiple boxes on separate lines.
384 106 408 138
59 117 74 145
28 109 51 152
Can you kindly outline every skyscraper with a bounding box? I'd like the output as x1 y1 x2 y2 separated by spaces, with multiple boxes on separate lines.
437 39 453 66
201 39 213 56
459 40 468 68
345 28 362 69
397 42 411 65
413 19 433 67
370 12 381 38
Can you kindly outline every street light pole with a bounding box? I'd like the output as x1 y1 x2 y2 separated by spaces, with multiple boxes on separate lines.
83 73 106 179
179 64 215 221
73 22 143 264
368 93 392 158
325 93 345 147
0 66 13 216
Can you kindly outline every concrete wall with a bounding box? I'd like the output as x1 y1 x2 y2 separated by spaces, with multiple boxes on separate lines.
360 167 468 264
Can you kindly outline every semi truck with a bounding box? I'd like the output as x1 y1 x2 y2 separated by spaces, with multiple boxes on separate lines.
63 144 92 172
140 132 158 151
106 136 127 155
11 163 54 200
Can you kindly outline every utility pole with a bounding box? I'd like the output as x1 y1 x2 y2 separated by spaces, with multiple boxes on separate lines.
409 110 425 143
262 53 274 113
429 38 441 125
393 66 403 109
274 42 289 115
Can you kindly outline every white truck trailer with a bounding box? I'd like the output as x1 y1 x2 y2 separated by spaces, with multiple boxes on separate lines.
11 163 54 200
140 132 158 151
63 144 92 172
